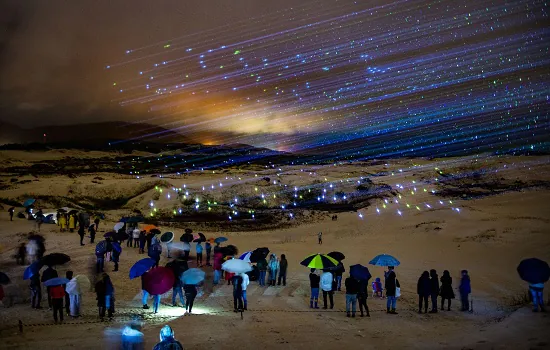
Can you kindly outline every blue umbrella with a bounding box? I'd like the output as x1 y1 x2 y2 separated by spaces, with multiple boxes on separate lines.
44 277 70 287
112 242 122 253
215 237 228 244
369 254 400 267
350 264 372 281
23 261 42 280
23 198 36 208
181 268 206 285
129 258 156 279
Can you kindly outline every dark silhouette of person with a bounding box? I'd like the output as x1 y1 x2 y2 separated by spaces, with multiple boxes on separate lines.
417 271 431 314
440 270 455 311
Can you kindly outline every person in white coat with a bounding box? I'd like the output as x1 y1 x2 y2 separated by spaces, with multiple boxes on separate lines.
241 272 250 310
65 276 82 317
321 270 334 309
26 240 38 264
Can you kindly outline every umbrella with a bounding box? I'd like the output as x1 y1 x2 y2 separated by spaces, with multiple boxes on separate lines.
166 259 188 277
239 251 252 263
23 198 36 207
129 258 156 279
74 275 91 291
181 268 206 285
68 209 79 215
369 254 400 267
350 264 372 281
0 272 10 285
215 237 228 244
184 228 193 234
41 253 71 267
197 232 206 241
114 232 129 241
160 231 174 243
43 277 70 287
142 267 174 295
517 258 550 284
222 259 252 274
114 222 124 231
250 247 270 263
96 241 107 255
300 253 338 269
57 208 67 213
150 228 161 235
28 234 45 243
24 261 43 280
328 251 346 261
221 244 238 257
112 242 122 253
179 233 193 242
104 231 116 238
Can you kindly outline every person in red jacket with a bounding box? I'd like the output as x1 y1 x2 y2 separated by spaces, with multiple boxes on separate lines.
213 249 223 285
50 284 65 323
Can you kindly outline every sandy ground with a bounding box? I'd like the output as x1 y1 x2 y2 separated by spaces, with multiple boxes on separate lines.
0 154 550 349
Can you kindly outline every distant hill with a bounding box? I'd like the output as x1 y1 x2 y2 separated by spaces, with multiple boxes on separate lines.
0 121 188 145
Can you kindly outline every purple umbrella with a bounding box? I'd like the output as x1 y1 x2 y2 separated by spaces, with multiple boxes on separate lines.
142 267 175 295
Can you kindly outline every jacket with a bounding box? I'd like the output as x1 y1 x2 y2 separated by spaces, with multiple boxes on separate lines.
41 267 58 282
279 258 288 273
30 274 41 288
50 285 65 299
241 273 250 291
334 262 345 277
257 258 268 271
268 258 279 272
132 229 140 239
182 242 191 252
309 273 320 288
205 242 212 252
440 273 455 299
183 284 197 295
153 338 183 350
196 243 203 254
385 270 400 296
459 275 471 294
232 275 243 293
213 252 223 270
417 272 431 296
112 249 120 262
321 272 333 292
345 277 359 294
429 271 440 294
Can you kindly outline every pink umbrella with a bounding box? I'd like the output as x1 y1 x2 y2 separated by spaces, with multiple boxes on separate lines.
141 267 174 295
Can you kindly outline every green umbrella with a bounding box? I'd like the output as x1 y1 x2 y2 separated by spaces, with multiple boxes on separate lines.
300 253 338 269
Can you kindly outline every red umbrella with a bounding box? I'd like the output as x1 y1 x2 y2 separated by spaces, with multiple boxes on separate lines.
141 267 174 295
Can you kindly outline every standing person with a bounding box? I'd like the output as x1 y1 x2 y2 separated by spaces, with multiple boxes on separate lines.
26 239 38 263
182 241 191 261
529 282 546 312
96 245 105 274
172 276 185 308
268 254 279 286
145 232 153 252
94 215 100 231
205 241 212 266
385 266 400 314
42 266 58 309
213 249 223 285
78 225 85 246
196 242 203 267
30 272 42 309
132 228 140 248
335 261 345 291
241 272 249 310
89 224 96 243
345 274 359 317
318 232 322 245
112 246 120 272
65 274 82 318
232 273 244 312
152 294 161 314
8 207 14 221
148 243 161 268
16 243 26 265
100 273 115 320
321 269 334 309
417 271 431 314
138 231 146 254
59 214 67 232
183 284 197 315
440 270 455 311
357 278 370 317
278 254 288 286
35 211 44 232
257 256 268 287
459 270 471 312
50 283 65 323
64 270 73 316
69 214 76 232
309 269 320 308
153 325 183 350
429 269 440 313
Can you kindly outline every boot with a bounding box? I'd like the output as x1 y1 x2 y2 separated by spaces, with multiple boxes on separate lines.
143 304 149 309
391 309 398 314
351 313 355 318
418 309 422 314
346 312 350 317
310 300 313 308
387 307 390 314
429 309 437 313
441 303 445 311
314 301 319 309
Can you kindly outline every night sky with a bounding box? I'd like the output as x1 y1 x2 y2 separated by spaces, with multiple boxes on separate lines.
0 0 548 155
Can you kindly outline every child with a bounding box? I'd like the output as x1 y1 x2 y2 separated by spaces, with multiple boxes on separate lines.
459 270 471 311
372 277 383 298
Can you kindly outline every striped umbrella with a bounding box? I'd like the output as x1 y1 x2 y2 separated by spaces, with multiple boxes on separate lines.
300 253 338 269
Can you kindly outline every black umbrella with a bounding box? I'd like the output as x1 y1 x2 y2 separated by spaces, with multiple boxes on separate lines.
114 232 130 242
0 272 10 285
197 232 206 242
68 209 78 215
150 228 161 235
57 208 67 213
184 228 193 234
517 258 550 284
41 253 71 267
28 234 45 243
250 247 270 263
180 233 193 242
328 251 346 261
221 244 238 257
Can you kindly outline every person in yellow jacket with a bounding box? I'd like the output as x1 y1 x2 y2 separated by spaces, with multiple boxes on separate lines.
59 214 67 232
69 214 76 232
